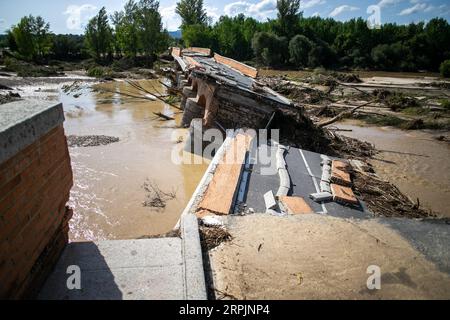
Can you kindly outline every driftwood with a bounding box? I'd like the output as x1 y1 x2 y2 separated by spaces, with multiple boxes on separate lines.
126 80 183 110
158 80 182 94
317 99 377 128
97 87 157 101
153 112 174 121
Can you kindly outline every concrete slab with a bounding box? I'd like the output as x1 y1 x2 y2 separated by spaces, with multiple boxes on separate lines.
39 215 207 301
38 238 185 300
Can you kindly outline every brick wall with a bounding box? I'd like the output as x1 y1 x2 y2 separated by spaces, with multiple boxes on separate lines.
0 124 73 299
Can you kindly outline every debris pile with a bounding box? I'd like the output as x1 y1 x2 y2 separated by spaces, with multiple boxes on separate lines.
142 179 177 209
199 226 232 250
352 166 434 218
67 135 120 147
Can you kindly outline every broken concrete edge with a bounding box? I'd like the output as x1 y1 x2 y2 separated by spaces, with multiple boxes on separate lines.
180 214 207 300
175 134 235 230
172 134 236 300
185 47 212 57
171 47 181 57
0 100 65 164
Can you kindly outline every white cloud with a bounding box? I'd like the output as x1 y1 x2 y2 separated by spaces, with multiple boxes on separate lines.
301 0 326 10
311 12 321 17
398 3 427 15
206 6 220 23
224 0 277 20
63 4 97 31
160 4 219 31
377 0 402 8
161 4 181 31
329 5 359 18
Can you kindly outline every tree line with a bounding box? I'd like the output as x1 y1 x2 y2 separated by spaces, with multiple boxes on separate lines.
1 0 450 74
1 0 170 67
177 0 450 74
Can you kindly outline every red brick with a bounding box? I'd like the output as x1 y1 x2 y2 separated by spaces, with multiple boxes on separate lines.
331 184 359 206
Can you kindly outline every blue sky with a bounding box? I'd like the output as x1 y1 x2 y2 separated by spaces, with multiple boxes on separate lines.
1 0 449 33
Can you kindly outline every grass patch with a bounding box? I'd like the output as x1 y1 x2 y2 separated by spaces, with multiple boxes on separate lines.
356 114 450 130
402 106 429 115
356 114 407 127
86 66 113 78
439 99 450 110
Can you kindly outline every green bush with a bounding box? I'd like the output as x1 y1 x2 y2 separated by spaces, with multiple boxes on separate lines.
252 32 288 67
289 35 312 68
87 66 112 78
440 60 450 78
111 57 135 72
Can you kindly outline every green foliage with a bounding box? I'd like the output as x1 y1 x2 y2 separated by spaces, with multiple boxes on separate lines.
111 0 169 66
112 1 140 58
252 32 288 67
176 0 208 28
51 35 86 60
440 60 450 78
289 35 312 68
439 99 450 110
276 0 301 38
213 15 259 61
85 7 113 62
182 24 215 48
87 66 113 78
10 15 52 61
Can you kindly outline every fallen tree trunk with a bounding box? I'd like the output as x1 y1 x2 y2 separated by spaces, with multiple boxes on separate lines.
153 112 174 121
317 100 377 128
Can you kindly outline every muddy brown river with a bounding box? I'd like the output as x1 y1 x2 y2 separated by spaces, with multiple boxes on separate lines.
335 120 450 218
59 80 208 241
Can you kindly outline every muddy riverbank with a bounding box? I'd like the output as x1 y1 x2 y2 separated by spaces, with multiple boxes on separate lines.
335 120 450 217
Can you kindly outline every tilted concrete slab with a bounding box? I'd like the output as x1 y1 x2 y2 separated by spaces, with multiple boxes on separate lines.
39 215 207 300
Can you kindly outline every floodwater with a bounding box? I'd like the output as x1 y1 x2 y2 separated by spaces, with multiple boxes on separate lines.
335 120 450 218
59 80 208 241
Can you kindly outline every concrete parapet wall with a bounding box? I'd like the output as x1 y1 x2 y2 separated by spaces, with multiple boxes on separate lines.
0 101 73 299
213 53 258 78
185 47 212 57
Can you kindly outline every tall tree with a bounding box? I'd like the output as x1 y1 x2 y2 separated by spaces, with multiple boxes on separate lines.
176 0 208 28
112 0 140 58
85 7 113 62
11 15 52 61
276 0 301 38
136 0 169 65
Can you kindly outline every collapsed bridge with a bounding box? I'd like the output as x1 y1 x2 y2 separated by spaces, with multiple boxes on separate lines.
170 47 294 130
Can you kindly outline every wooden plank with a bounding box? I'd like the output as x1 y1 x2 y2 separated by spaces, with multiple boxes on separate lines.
330 184 359 205
197 133 253 216
279 196 314 215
